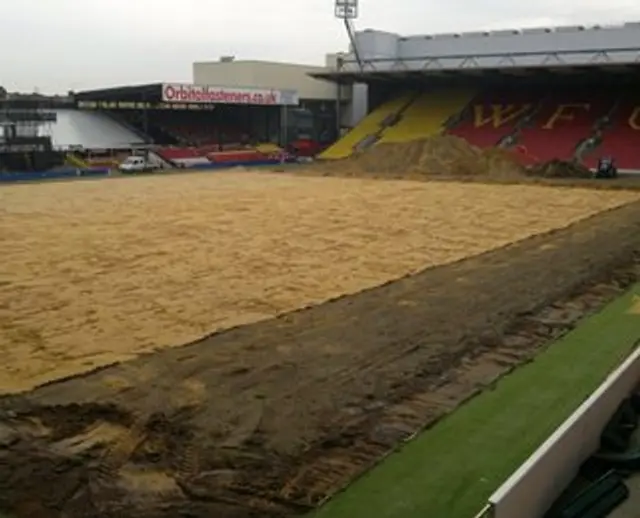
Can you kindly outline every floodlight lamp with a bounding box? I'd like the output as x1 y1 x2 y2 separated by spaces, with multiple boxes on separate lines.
335 0 358 19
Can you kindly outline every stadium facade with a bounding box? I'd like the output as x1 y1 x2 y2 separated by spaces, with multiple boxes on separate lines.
329 22 640 76
70 57 362 152
3 21 640 172
315 22 640 171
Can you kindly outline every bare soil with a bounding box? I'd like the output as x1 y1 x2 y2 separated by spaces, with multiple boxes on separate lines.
527 159 592 179
1 199 640 518
307 135 640 190
320 136 524 179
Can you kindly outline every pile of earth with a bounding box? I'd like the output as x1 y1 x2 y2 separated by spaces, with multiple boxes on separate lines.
526 159 593 179
318 136 603 182
337 135 525 179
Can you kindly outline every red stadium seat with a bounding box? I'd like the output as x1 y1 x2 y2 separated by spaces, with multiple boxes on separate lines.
517 96 613 162
206 150 267 163
157 147 202 160
448 91 537 148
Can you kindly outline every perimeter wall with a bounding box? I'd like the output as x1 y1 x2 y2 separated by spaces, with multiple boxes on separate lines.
488 344 640 518
192 60 341 100
347 23 640 70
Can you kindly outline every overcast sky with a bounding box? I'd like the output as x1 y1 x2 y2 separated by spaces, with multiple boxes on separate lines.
1 0 640 94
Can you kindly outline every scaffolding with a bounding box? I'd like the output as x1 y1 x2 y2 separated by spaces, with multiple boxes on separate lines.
0 99 57 153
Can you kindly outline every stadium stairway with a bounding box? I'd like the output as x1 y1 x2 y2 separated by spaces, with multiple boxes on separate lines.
318 93 413 160
516 95 613 162
65 153 89 169
377 89 475 144
583 100 640 170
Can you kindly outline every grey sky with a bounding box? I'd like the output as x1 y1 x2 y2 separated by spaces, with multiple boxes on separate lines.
1 0 640 94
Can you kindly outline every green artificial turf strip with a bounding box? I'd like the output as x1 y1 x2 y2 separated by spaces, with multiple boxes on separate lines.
312 284 640 518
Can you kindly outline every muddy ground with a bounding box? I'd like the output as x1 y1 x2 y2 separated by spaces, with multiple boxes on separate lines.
1 201 640 518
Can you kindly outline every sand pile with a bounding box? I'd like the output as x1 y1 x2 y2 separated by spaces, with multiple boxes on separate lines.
311 135 631 187
527 159 592 179
340 136 525 178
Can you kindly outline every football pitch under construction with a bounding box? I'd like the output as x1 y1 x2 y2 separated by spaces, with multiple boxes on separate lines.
1 149 640 517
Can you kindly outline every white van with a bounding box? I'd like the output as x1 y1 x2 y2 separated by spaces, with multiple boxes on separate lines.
118 156 160 174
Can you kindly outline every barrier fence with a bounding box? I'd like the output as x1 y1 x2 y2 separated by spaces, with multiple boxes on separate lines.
0 168 110 183
186 158 294 170
0 158 295 184
486 343 640 518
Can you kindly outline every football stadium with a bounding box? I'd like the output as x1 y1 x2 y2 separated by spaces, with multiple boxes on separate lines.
1 10 640 518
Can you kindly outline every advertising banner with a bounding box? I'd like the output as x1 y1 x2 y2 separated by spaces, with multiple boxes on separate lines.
162 83 299 106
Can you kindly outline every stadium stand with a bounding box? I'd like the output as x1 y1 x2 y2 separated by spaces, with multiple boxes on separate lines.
515 93 612 162
319 93 413 159
156 145 282 168
378 89 474 144
164 123 245 147
51 109 145 150
155 147 211 167
447 90 537 148
60 24 640 173
115 110 248 148
584 99 640 170
310 24 640 171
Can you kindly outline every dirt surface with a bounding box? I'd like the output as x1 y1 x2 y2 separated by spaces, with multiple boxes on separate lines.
1 200 640 518
308 135 640 189
5 174 638 394
527 159 593 179
334 135 524 179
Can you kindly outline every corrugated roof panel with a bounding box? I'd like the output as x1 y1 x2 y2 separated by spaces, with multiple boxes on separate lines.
44 110 145 150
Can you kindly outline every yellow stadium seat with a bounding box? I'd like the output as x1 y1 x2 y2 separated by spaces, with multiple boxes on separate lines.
65 153 89 169
319 93 413 160
377 90 475 144
255 143 282 153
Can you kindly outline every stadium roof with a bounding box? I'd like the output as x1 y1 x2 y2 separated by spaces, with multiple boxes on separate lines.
312 62 640 85
315 23 640 84
75 84 163 102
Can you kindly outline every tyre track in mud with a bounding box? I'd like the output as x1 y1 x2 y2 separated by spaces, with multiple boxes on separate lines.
0 202 639 517
276 271 640 506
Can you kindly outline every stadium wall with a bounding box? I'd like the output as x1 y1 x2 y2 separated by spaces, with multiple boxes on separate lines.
339 83 368 128
487 344 640 518
192 60 340 101
192 59 366 132
0 168 109 183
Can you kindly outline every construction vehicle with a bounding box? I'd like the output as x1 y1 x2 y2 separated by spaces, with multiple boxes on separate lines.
594 156 618 179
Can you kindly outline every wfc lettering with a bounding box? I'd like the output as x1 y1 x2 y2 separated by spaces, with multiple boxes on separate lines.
473 104 532 128
472 103 640 130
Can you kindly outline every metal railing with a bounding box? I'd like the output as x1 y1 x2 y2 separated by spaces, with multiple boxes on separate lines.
472 504 492 518
340 45 640 65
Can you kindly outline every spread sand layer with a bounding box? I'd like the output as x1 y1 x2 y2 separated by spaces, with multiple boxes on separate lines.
1 171 637 393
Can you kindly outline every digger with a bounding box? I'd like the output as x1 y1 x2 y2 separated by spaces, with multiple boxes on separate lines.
594 156 618 179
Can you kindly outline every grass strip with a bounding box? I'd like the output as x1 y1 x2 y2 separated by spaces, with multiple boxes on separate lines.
313 285 640 518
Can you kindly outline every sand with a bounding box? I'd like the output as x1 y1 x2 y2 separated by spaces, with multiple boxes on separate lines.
0 171 638 394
